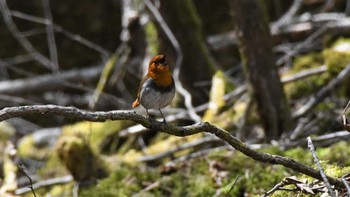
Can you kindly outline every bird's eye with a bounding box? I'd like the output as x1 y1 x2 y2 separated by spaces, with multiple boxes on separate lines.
159 58 167 65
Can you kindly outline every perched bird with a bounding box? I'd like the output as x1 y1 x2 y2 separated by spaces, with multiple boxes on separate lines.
132 55 175 123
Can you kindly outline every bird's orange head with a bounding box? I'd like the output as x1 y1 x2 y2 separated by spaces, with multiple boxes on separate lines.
147 55 173 87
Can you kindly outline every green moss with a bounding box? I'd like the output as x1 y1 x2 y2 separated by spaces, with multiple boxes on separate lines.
284 38 350 99
37 153 68 179
17 135 52 160
284 147 313 165
45 139 350 196
323 38 350 75
0 122 15 141
80 164 159 196
29 128 350 196
317 141 350 166
56 134 108 182
62 120 133 153
283 52 325 99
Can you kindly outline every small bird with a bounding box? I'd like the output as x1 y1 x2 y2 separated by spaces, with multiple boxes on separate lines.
132 55 175 123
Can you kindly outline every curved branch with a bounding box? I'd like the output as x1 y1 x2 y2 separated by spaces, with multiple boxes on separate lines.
0 104 343 187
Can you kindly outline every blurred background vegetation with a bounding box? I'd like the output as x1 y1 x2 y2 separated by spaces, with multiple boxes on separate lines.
1 0 350 196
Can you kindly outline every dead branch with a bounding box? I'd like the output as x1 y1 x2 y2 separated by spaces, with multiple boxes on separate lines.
341 176 350 196
9 11 111 60
264 176 321 196
272 0 303 28
0 65 102 96
0 104 343 187
281 65 327 83
41 0 59 73
307 137 336 196
15 175 72 195
343 100 350 132
0 0 54 70
208 14 350 50
282 130 350 150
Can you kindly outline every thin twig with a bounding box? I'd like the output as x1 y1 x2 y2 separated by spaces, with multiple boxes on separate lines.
41 0 59 73
307 137 336 197
264 179 288 197
0 104 343 187
0 0 54 70
225 176 240 197
144 0 201 122
281 65 327 83
1 54 35 68
17 163 36 197
10 10 111 60
342 176 350 197
276 25 327 66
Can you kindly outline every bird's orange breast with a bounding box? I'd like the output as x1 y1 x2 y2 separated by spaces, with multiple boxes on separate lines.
148 63 173 87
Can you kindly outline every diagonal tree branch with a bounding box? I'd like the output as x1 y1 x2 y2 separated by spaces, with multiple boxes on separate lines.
0 104 343 187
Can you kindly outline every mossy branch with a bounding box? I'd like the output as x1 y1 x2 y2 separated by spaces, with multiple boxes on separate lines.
0 104 343 187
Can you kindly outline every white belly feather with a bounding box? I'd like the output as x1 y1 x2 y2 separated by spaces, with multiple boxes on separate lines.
139 78 175 109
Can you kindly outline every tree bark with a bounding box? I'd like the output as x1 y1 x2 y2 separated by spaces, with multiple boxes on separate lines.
231 0 293 140
159 0 215 105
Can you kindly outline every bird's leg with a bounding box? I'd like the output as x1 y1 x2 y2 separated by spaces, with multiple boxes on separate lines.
146 109 152 122
159 109 166 123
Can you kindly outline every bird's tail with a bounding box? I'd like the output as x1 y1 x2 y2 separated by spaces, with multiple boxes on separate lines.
132 99 140 108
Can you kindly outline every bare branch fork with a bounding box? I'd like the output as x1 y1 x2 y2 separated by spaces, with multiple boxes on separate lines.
0 104 343 187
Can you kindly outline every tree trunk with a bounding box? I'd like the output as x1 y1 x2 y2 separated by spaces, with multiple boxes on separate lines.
231 0 293 140
159 0 215 105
